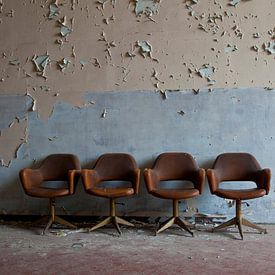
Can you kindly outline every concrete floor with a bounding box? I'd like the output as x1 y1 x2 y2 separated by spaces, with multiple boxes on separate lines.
0 218 275 275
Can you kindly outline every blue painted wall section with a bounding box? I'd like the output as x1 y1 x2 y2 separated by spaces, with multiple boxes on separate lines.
0 95 32 129
0 88 274 222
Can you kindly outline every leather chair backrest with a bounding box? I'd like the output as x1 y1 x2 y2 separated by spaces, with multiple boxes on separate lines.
153 153 198 181
40 154 81 181
94 153 138 181
213 153 261 182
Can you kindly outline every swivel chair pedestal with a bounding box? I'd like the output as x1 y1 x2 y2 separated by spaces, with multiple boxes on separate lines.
43 198 77 235
157 199 194 236
213 199 267 240
90 198 134 235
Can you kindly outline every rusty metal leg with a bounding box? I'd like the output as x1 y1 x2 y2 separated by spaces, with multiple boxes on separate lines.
90 216 112 232
242 218 267 234
173 200 193 236
236 200 244 240
110 198 116 217
55 216 77 229
173 200 179 217
156 217 175 234
175 217 194 237
43 217 53 235
236 218 243 240
116 216 135 227
213 217 237 232
42 198 55 235
112 217 122 235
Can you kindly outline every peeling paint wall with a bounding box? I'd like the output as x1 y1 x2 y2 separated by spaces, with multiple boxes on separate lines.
1 1 275 115
0 1 275 220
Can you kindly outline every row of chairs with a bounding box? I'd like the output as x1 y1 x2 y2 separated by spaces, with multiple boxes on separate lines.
19 152 271 239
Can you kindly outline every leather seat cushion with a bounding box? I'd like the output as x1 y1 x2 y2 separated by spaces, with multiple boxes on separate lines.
26 187 70 198
214 188 266 200
150 188 200 200
86 187 135 198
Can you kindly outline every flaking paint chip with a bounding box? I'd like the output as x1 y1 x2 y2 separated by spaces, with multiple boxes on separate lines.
134 0 161 17
72 46 76 57
59 17 72 37
93 58 101 68
177 110 185 116
56 39 64 48
48 136 58 141
58 58 71 71
198 64 215 79
98 31 107 42
60 25 72 37
32 54 50 77
126 51 136 58
7 9 15 17
137 40 152 58
101 109 108 118
264 41 275 54
48 3 59 19
98 0 116 9
225 44 237 53
228 0 241 7
0 0 3 13
159 90 168 100
40 86 51 92
80 60 89 69
251 45 259 52
9 59 20 66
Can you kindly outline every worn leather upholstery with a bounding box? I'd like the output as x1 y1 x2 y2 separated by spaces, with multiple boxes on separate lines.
20 154 81 198
81 153 140 198
207 153 271 200
144 152 205 199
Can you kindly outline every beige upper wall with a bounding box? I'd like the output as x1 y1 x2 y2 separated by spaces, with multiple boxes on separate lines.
0 0 275 117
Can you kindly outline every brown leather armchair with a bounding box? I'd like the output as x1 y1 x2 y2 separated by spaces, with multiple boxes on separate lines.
144 153 205 236
81 153 140 234
207 153 271 239
19 154 81 234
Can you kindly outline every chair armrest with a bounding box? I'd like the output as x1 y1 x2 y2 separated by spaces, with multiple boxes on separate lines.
19 168 43 194
68 169 81 194
206 169 220 194
130 169 141 194
254 168 271 195
144 168 159 193
192 168 205 194
81 169 99 190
